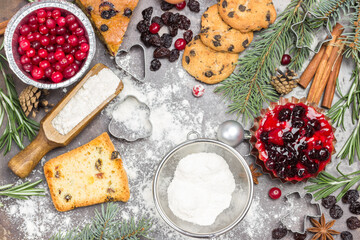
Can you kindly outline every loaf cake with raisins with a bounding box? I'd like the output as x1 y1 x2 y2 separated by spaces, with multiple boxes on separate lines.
75 0 139 55
44 132 130 212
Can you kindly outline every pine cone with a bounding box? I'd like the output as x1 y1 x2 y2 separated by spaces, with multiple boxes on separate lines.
19 86 49 117
271 68 299 95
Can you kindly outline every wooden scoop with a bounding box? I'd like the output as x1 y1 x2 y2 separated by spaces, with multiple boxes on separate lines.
8 63 124 178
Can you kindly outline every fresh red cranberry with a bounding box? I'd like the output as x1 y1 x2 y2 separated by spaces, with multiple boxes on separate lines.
174 38 186 51
28 15 37 25
69 22 79 32
46 18 57 29
47 52 56 63
26 48 36 58
23 63 33 73
74 27 85 36
33 32 41 41
74 59 82 66
32 55 42 65
65 14 76 25
18 46 26 55
74 50 86 61
59 57 69 68
70 63 79 72
39 60 50 69
79 43 89 52
70 48 77 56
20 25 31 35
40 36 50 46
46 45 56 52
49 27 57 35
51 71 63 83
49 35 56 44
63 43 72 53
38 49 48 58
149 23 160 34
27 33 36 42
57 17 66 27
53 62 63 72
37 17 46 24
31 40 41 50
269 187 282 200
63 65 76 79
68 35 78 46
20 55 31 64
46 11 52 19
36 9 46 18
51 9 61 19
39 25 49 35
31 66 44 80
19 39 31 51
56 45 63 52
54 50 65 61
56 36 66 45
281 54 292 65
44 67 54 78
65 54 74 64
176 1 186 10
78 36 87 45
56 26 67 35
29 23 38 32
18 36 26 43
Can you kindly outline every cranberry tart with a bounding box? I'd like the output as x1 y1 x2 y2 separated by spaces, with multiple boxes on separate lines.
250 97 336 183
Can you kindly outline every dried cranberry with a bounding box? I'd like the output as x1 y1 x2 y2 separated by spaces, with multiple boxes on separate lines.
161 33 172 48
322 195 336 209
123 8 132 17
272 228 287 239
169 24 178 37
188 0 200 12
150 59 161 71
152 16 164 28
183 30 193 43
293 232 307 240
278 108 291 121
329 205 343 219
149 34 162 47
179 15 191 30
168 49 179 62
154 47 170 58
137 20 150 33
140 32 152 47
161 1 174 11
350 201 360 214
161 12 173 26
341 231 353 240
346 216 360 230
169 13 180 26
342 190 359 204
142 7 153 21
100 24 109 32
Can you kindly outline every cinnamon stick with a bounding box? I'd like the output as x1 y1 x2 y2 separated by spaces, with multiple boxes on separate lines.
299 45 325 88
322 54 343 109
307 24 344 104
0 20 9 36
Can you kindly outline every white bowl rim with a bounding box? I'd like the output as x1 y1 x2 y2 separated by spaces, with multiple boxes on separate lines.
4 0 96 89
152 138 254 238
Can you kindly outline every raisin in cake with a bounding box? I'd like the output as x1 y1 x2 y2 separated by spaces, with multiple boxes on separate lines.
44 132 130 212
75 0 139 55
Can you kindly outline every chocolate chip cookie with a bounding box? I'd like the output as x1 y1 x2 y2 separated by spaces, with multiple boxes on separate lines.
218 0 276 33
200 4 253 53
182 36 238 84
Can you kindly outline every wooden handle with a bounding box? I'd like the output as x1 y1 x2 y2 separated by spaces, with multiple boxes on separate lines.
8 128 59 178
0 20 9 36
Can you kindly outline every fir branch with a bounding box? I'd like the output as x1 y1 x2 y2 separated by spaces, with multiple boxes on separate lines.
215 0 316 122
305 163 360 201
51 203 153 240
312 0 354 28
0 180 45 207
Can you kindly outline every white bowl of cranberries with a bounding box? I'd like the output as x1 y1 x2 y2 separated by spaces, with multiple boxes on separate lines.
4 0 96 89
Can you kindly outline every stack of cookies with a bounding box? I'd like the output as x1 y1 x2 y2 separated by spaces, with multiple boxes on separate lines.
182 0 277 84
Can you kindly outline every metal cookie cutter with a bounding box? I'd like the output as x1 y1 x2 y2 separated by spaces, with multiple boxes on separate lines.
108 95 152 141
115 44 147 82
291 11 333 53
280 192 322 234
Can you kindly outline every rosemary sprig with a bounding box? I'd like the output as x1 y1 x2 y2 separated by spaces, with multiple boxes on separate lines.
305 163 360 201
215 0 316 122
50 202 153 240
0 41 39 155
0 179 45 207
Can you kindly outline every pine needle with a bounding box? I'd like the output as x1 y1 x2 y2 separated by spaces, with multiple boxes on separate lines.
0 180 45 206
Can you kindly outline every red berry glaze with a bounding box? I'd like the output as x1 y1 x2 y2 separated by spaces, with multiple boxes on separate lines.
149 23 160 34
176 1 186 10
174 38 186 51
269 187 282 200
281 54 291 65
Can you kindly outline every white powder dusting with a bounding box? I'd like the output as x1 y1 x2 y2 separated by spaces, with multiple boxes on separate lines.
52 68 121 135
167 153 235 226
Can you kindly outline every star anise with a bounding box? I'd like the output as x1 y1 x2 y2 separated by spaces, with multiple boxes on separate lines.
307 214 340 240
249 164 262 185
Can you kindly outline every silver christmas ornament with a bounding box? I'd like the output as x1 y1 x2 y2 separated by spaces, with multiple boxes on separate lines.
217 120 249 147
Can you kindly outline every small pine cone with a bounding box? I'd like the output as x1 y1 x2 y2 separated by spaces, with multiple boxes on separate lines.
19 86 43 117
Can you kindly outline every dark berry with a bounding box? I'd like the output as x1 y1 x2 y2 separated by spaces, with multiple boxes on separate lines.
188 0 200 12
307 162 319 174
149 34 162 47
101 10 111 19
169 24 178 37
137 20 150 33
152 16 164 28
272 228 287 239
304 125 315 138
168 49 180 62
260 131 269 143
321 195 336 209
297 168 305 178
346 216 360 230
140 32 152 47
123 8 132 17
169 13 180 26
342 190 359 204
297 142 308 151
341 231 353 240
292 118 305 128
161 33 172 48
308 149 318 160
329 205 343 219
184 30 193 43
100 24 109 32
350 201 360 214
153 47 170 58
292 105 306 118
308 119 321 131
282 131 294 143
281 54 292 65
179 15 191 30
142 7 153 21
278 108 291 121
161 12 173 26
318 148 330 161
161 1 174 11
266 159 275 170
293 232 307 240
150 59 161 71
